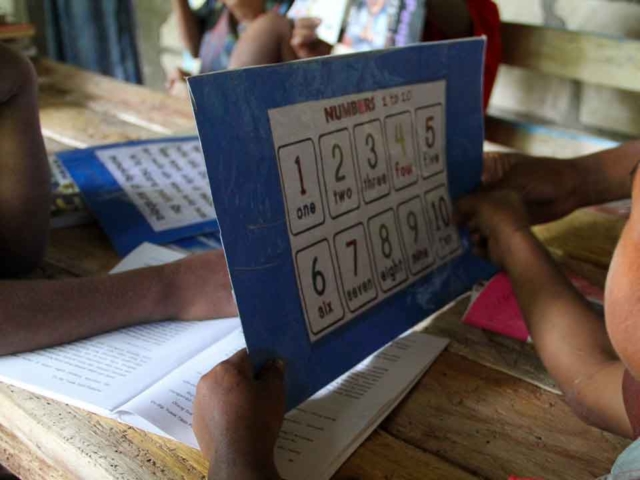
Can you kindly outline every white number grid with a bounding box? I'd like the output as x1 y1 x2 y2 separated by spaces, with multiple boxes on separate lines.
269 82 461 341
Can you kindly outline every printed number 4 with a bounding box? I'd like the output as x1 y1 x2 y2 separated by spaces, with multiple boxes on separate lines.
395 123 406 157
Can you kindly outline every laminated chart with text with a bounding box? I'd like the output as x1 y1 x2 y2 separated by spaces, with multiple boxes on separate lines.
58 137 218 255
189 38 496 409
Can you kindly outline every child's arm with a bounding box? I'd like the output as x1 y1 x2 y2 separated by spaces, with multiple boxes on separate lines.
193 350 284 480
428 0 473 37
0 46 50 276
172 0 205 58
483 142 640 224
0 250 238 356
457 191 632 437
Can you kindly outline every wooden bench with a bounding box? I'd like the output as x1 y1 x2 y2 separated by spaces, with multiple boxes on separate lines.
487 21 640 157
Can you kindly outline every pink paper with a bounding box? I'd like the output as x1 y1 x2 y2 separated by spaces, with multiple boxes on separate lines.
463 272 604 342
463 273 530 341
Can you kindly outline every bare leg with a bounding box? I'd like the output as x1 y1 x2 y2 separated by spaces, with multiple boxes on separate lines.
228 12 297 69
0 45 50 277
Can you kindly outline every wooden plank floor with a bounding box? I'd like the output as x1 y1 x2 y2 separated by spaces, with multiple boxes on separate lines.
0 60 629 479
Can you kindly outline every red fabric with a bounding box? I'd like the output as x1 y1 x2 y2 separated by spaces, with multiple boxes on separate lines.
623 369 640 439
422 0 502 111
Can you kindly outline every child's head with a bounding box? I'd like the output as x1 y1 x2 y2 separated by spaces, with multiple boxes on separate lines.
606 163 640 378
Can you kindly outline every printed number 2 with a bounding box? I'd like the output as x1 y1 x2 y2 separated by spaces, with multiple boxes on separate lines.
333 143 345 183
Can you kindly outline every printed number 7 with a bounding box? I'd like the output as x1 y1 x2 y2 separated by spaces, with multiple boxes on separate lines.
346 239 358 277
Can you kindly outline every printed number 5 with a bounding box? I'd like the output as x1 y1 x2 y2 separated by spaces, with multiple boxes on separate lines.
312 257 326 296
425 116 436 149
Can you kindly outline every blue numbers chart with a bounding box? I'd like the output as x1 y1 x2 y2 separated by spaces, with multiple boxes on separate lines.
269 81 461 342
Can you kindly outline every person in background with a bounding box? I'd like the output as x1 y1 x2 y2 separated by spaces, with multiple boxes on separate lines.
0 44 237 357
168 0 292 95
228 0 501 109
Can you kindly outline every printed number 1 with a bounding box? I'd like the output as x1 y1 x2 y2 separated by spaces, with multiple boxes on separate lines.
295 156 306 195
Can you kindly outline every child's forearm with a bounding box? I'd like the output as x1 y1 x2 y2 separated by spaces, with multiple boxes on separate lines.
172 0 204 58
502 232 617 393
0 264 184 356
575 141 640 207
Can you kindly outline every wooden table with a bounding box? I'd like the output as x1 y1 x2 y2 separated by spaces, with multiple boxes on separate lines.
0 60 631 480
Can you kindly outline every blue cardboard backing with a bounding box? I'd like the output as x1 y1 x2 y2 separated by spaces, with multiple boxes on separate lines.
189 39 496 409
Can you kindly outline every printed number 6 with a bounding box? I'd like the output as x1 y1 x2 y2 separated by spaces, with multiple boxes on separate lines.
312 256 326 296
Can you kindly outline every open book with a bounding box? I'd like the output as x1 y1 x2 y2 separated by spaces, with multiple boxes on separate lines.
0 243 448 479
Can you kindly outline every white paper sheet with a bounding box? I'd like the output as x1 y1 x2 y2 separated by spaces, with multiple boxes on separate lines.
287 0 350 44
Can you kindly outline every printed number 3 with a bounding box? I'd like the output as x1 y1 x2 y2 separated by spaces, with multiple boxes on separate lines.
365 133 378 169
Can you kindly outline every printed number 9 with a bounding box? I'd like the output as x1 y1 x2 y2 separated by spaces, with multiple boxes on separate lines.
312 256 326 296
406 210 419 243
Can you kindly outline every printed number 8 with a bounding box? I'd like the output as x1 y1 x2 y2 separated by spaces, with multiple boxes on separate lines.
379 224 393 259
312 256 326 296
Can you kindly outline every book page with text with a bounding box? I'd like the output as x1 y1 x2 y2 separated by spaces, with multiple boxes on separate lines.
115 330 447 480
